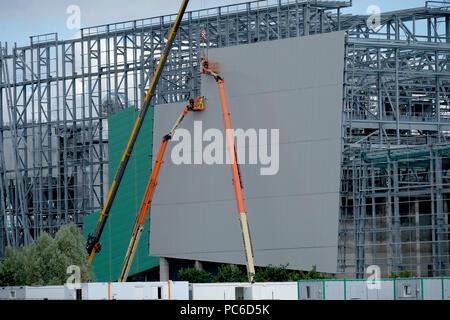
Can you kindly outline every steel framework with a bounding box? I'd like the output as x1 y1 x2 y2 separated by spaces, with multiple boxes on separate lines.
339 3 450 278
1 0 450 278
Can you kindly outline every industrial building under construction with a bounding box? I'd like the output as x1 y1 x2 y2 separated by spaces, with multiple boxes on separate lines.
1 0 450 282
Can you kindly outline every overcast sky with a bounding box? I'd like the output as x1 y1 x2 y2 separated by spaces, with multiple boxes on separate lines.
0 0 429 47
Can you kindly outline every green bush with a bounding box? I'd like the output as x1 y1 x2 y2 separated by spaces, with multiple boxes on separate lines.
399 269 411 278
213 264 248 283
300 265 331 280
176 264 333 283
177 267 213 283
254 264 290 282
0 223 94 286
389 269 412 279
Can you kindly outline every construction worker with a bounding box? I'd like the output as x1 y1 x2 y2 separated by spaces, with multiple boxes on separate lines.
188 98 195 110
197 97 204 110
201 57 209 74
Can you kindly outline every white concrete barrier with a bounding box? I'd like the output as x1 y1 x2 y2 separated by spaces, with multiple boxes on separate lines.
250 282 298 300
1 278 448 300
64 281 189 300
0 285 65 300
190 283 252 300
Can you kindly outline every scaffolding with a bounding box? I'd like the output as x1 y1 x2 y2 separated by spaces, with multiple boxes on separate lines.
1 0 450 278
339 1 450 278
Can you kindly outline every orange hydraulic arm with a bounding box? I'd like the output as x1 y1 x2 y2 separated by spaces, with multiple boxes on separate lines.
201 56 256 282
118 100 204 282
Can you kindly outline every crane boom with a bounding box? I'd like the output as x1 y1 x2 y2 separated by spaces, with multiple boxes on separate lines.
201 56 256 282
86 0 190 264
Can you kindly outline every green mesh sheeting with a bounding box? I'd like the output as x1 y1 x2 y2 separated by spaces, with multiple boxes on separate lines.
83 107 159 282
361 143 450 168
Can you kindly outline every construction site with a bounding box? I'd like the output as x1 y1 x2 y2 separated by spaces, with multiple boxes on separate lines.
1 0 450 299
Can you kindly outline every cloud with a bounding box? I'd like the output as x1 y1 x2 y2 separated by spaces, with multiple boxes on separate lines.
0 0 247 26
0 0 67 20
0 0 247 45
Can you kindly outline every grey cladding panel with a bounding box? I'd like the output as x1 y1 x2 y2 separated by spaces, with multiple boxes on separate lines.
149 32 345 272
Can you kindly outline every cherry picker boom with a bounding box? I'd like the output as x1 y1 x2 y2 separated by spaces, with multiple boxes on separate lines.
118 56 254 282
200 55 256 282
86 0 190 264
118 99 204 282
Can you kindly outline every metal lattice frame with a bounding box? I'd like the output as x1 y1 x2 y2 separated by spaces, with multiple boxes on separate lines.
340 3 450 278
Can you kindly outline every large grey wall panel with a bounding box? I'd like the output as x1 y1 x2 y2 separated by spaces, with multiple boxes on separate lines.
149 32 345 273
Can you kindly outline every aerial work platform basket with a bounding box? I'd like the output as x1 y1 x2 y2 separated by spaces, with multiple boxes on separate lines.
188 96 205 111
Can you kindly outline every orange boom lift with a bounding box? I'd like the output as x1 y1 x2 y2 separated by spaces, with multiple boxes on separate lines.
118 98 204 282
200 54 256 282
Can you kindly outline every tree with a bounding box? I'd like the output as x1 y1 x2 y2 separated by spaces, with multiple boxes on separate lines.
23 243 44 285
36 232 56 285
178 267 213 283
49 223 94 284
0 223 94 286
0 247 20 286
